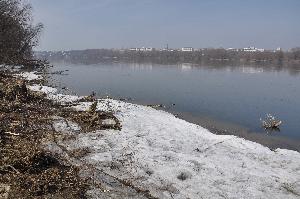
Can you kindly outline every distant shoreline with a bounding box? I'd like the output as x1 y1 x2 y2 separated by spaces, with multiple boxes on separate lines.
35 48 300 68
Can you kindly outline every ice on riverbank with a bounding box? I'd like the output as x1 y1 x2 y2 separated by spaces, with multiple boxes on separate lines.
28 85 300 199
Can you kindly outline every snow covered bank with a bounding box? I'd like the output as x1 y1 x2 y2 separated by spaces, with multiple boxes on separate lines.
28 84 300 199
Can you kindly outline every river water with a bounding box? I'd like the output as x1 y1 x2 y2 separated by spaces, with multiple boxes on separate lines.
49 62 300 150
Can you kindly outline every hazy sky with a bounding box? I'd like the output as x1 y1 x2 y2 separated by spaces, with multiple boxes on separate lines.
30 0 300 51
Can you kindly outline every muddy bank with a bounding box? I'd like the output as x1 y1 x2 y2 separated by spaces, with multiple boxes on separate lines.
116 100 300 152
176 112 300 152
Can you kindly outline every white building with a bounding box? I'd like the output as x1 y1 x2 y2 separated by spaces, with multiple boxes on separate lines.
243 47 265 52
226 48 239 52
181 47 193 52
145 47 153 51
130 48 139 51
130 47 153 52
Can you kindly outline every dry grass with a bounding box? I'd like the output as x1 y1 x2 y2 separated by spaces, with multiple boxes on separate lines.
0 72 87 198
58 101 121 132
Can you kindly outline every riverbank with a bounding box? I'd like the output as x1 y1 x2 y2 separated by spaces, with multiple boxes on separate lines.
0 70 87 198
121 101 300 152
25 71 300 198
1 68 300 198
0 68 159 199
176 112 300 152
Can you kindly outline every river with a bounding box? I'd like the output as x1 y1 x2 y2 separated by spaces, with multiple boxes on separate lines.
49 62 300 151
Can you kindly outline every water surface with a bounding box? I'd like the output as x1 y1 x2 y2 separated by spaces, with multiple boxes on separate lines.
49 62 300 148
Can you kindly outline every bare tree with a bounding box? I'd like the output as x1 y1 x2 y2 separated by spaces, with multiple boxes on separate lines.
0 0 43 64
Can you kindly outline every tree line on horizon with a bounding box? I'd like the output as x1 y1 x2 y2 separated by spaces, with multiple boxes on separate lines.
36 47 300 67
0 0 43 65
1 0 299 68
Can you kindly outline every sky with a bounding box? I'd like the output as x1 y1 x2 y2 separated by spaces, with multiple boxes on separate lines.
29 0 300 51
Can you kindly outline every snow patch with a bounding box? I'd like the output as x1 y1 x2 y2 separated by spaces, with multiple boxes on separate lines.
47 93 82 103
56 99 300 199
102 119 117 126
28 85 58 94
17 72 41 80
27 85 82 103
31 82 300 199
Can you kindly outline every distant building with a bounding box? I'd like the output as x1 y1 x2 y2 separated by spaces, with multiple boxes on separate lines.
256 48 265 52
243 47 264 52
226 48 239 52
181 47 193 52
129 47 153 52
193 48 200 51
145 47 153 51
130 48 139 51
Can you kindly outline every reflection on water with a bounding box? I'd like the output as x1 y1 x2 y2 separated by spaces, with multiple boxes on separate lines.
49 62 300 142
129 63 153 71
240 66 264 74
180 64 193 71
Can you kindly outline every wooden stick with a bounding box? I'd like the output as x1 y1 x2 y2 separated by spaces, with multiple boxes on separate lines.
4 131 20 136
